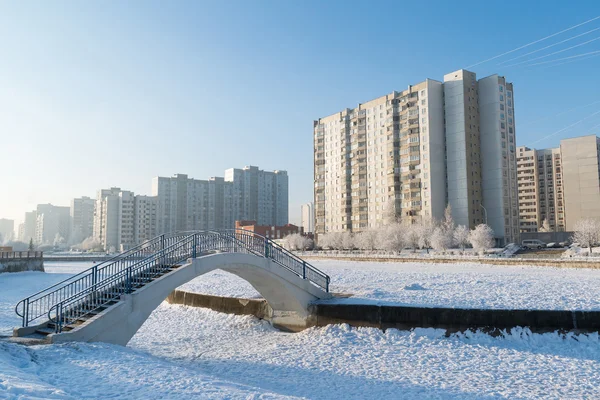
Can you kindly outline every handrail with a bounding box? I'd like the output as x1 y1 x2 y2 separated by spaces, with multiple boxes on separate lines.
16 230 331 331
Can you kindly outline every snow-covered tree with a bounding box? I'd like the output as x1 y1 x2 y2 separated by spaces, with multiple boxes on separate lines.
283 234 313 250
356 230 378 251
453 225 470 251
431 226 452 252
341 232 354 250
383 202 400 224
378 224 405 253
441 204 455 233
417 218 435 253
75 237 103 252
538 218 551 232
572 218 600 254
404 223 420 252
53 233 66 250
468 224 495 253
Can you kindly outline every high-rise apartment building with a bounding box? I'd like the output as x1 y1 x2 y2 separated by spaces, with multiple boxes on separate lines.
153 166 288 235
0 219 14 242
517 135 600 232
133 195 158 244
301 202 314 234
314 79 446 234
35 204 71 245
71 196 96 243
561 135 600 230
93 188 135 252
19 211 37 243
314 69 519 245
517 146 564 232
152 174 235 234
225 166 289 226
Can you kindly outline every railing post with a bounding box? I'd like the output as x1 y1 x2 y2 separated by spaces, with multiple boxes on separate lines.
264 238 269 259
92 265 98 286
192 234 197 258
302 261 306 279
126 267 132 294
23 299 29 327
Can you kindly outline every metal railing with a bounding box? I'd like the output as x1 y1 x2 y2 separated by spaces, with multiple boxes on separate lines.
1 251 43 259
16 230 330 332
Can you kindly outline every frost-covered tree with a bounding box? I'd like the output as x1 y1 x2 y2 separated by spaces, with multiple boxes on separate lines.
356 230 378 251
404 223 420 252
341 232 354 250
417 218 435 253
53 233 66 250
283 234 313 250
76 237 103 252
572 218 600 254
431 226 452 252
468 224 495 253
383 202 400 224
538 218 551 232
378 224 405 253
453 225 470 251
441 205 455 233
28 238 35 251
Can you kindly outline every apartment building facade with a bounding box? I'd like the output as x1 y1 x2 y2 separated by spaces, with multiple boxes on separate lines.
224 166 289 226
0 219 14 242
517 146 564 232
561 135 600 230
133 195 158 244
152 174 235 234
35 204 71 245
93 188 135 252
300 202 314 234
314 79 446 234
71 196 96 242
517 135 600 232
314 69 519 245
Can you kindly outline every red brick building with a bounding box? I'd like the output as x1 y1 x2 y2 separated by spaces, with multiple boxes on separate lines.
235 220 303 239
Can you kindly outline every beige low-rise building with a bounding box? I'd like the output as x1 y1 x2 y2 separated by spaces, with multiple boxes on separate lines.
517 135 600 232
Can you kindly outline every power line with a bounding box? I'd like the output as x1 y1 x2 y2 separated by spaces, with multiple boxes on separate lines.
519 50 600 67
519 100 600 128
504 36 600 67
528 109 600 146
498 27 600 65
540 52 600 69
465 15 600 68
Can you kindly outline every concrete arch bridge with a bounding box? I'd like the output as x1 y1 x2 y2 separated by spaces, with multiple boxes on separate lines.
14 230 331 345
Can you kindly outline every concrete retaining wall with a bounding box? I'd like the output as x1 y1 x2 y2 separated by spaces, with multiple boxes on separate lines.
170 290 600 333
308 303 600 334
166 290 272 319
0 259 44 273
300 255 600 269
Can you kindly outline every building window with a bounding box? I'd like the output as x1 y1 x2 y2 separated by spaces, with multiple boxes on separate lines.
499 85 504 92
500 113 505 120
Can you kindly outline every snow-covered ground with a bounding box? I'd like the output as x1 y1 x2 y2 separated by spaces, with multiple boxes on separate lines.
182 259 600 311
1 303 600 399
2 262 600 399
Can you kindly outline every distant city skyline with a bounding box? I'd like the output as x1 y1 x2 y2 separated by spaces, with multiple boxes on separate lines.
1 2 599 226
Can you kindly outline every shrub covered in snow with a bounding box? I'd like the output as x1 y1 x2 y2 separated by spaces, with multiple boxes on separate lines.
468 224 495 253
572 218 600 253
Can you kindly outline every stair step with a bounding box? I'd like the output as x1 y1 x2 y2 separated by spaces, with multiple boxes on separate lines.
35 327 55 335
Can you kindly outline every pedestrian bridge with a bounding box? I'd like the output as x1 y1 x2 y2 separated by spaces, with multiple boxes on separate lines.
13 231 331 345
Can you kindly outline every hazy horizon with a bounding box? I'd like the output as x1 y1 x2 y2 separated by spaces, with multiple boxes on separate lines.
2 1 599 230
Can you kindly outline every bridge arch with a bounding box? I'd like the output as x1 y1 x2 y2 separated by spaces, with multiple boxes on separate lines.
14 230 331 346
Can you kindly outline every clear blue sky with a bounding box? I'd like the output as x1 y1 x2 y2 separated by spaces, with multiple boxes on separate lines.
1 0 599 226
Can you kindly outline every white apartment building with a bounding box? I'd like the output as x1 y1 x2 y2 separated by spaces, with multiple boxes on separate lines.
152 174 235 234
314 69 519 245
517 146 564 232
517 135 600 233
301 202 314 234
93 188 135 252
0 219 14 242
561 135 600 230
224 166 289 226
133 195 158 244
19 211 37 243
71 196 95 243
35 204 71 245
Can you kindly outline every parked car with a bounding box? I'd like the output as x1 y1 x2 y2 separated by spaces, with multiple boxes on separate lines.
559 241 570 247
546 242 563 248
521 239 546 249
